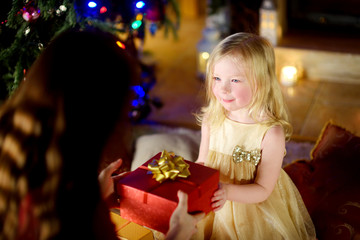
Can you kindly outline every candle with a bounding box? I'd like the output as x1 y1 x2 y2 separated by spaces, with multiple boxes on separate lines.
280 66 298 86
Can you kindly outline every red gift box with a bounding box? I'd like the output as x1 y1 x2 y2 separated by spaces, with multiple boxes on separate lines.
116 152 219 234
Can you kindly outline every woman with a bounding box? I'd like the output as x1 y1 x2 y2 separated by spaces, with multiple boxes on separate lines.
0 29 202 240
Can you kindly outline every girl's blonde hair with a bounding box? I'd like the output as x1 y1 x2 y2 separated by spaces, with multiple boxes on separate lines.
196 32 292 140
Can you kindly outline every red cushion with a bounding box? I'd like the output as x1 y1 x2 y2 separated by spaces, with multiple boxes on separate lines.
311 184 360 240
283 160 319 214
310 121 360 190
311 121 360 162
284 121 360 239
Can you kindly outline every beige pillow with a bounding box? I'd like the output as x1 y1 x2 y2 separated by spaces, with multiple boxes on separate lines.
131 130 201 170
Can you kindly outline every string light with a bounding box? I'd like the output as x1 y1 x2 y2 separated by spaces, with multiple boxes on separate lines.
88 1 97 8
99 6 107 14
116 41 125 49
131 20 142 29
59 5 67 12
132 85 146 98
136 13 143 21
136 1 146 9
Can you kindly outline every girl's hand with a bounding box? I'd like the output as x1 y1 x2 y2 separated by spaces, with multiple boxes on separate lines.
211 183 227 211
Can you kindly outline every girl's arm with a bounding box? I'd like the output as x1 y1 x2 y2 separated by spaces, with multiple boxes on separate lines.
212 125 285 209
195 118 210 164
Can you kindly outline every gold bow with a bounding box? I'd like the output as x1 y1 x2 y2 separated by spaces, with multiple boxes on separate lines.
232 145 261 166
148 150 191 183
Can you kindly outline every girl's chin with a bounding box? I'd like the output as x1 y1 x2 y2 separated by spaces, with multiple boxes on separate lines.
222 106 235 112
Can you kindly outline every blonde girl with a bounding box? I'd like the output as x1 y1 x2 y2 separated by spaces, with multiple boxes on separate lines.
194 32 316 239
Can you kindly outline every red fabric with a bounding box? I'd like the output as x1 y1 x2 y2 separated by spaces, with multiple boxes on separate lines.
17 194 39 240
284 122 360 240
116 152 219 233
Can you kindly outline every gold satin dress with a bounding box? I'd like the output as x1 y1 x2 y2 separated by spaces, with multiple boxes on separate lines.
192 118 316 240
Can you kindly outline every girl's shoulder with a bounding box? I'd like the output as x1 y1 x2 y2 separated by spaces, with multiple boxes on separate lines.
261 124 285 150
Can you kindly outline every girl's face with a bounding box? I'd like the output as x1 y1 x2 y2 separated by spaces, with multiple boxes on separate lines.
212 56 253 119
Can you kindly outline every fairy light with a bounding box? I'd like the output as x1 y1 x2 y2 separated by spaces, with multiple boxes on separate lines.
100 6 107 14
116 41 126 49
88 1 97 8
136 1 146 9
136 13 143 21
131 20 142 29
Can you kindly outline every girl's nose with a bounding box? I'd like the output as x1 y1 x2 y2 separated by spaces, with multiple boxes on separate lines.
221 81 231 93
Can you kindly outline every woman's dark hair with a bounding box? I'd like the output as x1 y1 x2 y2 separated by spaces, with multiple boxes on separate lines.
0 29 137 239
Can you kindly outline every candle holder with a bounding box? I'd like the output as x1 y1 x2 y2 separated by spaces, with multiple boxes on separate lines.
196 26 220 79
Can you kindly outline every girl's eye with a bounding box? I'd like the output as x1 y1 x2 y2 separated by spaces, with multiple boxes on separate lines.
231 79 241 83
214 77 221 81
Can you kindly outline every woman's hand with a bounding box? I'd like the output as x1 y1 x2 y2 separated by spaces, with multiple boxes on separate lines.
98 159 129 208
211 183 227 211
166 191 205 240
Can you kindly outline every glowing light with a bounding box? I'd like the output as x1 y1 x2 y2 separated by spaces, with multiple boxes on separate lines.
198 52 210 77
286 87 295 96
100 6 107 14
116 41 126 49
201 52 210 60
132 99 139 107
136 1 146 9
88 1 97 8
131 20 142 29
59 5 67 12
280 66 298 86
132 85 145 98
136 13 143 21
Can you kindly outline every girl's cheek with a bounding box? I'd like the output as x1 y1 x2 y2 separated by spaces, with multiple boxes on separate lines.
212 84 217 96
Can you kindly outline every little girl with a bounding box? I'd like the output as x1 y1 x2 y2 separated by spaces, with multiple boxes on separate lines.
194 33 316 239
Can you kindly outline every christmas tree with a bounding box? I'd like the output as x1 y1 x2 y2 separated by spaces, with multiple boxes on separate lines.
0 0 180 98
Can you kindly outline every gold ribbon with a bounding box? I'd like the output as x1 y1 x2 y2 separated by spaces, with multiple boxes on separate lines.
232 145 261 166
148 150 191 183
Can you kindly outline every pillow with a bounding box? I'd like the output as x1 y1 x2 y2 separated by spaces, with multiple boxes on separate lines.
309 121 360 190
311 183 360 240
284 121 360 214
283 159 319 214
311 120 360 163
307 121 360 238
131 129 201 171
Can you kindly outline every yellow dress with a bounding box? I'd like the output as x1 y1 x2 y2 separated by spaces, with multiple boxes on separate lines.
193 118 316 240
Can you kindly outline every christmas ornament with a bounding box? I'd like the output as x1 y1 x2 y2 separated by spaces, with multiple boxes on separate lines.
24 26 31 36
129 65 163 123
149 22 158 35
145 0 165 22
56 5 67 16
22 6 40 22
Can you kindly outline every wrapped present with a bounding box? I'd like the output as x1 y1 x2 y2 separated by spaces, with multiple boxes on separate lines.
116 151 219 234
110 210 154 240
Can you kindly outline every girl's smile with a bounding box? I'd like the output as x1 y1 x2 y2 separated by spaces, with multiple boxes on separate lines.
222 98 234 103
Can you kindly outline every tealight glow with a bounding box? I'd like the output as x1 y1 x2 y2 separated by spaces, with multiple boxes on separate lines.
280 66 298 86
